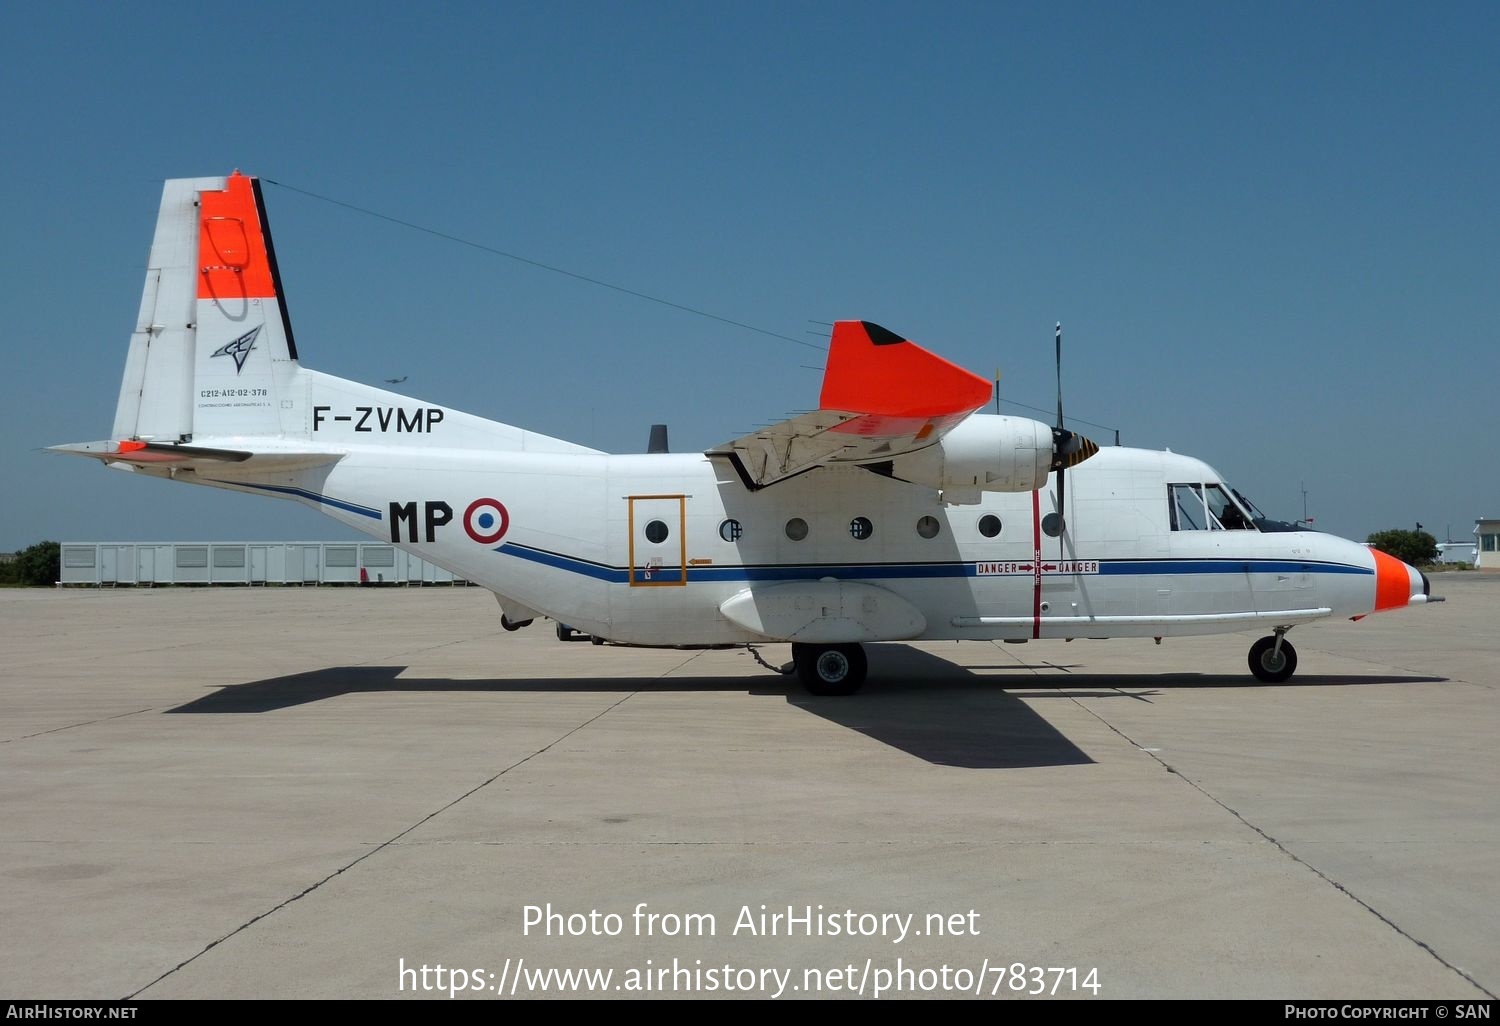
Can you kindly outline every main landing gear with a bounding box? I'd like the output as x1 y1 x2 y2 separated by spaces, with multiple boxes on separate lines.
556 623 606 645
1248 629 1298 684
778 633 1302 692
791 642 868 696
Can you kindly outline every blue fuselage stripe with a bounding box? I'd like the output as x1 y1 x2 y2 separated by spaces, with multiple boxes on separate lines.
238 483 382 520
496 544 1373 584
499 543 625 582
1099 560 1370 576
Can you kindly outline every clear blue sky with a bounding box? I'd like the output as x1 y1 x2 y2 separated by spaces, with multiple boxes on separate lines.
4 1 1496 549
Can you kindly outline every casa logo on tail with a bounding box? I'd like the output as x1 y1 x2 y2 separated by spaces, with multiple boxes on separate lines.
211 326 261 373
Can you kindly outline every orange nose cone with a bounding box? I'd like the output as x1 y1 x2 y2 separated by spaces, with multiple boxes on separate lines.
1371 548 1415 612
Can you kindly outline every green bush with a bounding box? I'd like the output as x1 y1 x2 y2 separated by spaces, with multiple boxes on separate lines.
10 541 61 586
1366 529 1438 566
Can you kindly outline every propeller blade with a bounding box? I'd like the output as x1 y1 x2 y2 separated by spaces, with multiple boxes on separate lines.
1049 322 1100 537
1058 445 1067 537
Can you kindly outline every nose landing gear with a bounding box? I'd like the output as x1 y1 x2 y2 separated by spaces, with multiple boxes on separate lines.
1248 629 1298 683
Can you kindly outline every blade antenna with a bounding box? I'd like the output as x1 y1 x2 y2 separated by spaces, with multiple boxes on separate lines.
1055 323 1068 550
1055 322 1064 428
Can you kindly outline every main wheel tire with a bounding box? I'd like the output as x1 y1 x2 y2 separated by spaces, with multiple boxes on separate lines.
555 623 574 641
792 642 868 696
1248 636 1297 683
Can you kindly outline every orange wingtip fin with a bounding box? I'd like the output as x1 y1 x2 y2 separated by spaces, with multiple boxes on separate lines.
818 321 991 418
117 440 147 453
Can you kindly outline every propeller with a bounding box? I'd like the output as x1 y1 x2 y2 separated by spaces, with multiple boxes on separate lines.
1050 323 1100 539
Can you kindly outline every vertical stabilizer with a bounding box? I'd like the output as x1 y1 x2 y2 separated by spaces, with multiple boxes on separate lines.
113 173 300 443
76 172 599 462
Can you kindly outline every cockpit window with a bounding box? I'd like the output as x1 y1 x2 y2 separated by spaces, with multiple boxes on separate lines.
1170 484 1207 530
1169 483 1256 531
1205 484 1252 530
1233 487 1305 533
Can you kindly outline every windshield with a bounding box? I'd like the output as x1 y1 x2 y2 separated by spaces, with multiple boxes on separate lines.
1231 488 1306 533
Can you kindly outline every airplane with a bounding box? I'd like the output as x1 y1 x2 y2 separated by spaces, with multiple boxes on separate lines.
52 172 1436 695
384 376 407 384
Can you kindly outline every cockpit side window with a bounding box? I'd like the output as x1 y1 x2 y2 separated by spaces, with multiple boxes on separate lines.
1169 483 1207 530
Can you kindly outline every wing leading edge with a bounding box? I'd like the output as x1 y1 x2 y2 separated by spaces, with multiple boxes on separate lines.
709 321 992 488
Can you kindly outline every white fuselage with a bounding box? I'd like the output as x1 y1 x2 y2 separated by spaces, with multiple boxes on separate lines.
58 173 1429 688
198 441 1392 646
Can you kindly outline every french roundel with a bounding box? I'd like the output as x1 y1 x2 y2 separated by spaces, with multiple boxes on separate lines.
463 498 509 544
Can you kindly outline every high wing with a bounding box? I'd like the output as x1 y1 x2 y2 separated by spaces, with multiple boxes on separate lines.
709 320 992 487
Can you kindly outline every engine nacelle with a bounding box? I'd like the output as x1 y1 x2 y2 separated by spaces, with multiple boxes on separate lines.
887 414 1052 504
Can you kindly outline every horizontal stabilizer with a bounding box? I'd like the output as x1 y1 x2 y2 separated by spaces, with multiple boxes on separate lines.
48 439 343 473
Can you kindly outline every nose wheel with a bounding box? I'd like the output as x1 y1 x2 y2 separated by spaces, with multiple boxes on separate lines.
1248 633 1298 683
792 642 868 696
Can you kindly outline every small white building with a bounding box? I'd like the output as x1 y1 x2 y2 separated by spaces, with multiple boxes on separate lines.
58 541 468 586
1436 541 1478 565
1476 520 1500 571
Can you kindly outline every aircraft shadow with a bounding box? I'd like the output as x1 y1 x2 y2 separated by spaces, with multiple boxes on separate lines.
997 673 1449 690
161 646 1446 769
960 665 1446 689
163 647 1090 769
795 646 1095 768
